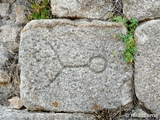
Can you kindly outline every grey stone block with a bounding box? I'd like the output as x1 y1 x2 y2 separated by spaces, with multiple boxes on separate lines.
135 20 160 115
0 25 21 50
0 106 96 120
123 0 160 21
15 4 27 24
19 19 133 112
0 1 29 25
0 3 10 17
51 0 113 20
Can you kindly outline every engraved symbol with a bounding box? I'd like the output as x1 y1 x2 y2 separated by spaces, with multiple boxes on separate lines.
89 56 106 73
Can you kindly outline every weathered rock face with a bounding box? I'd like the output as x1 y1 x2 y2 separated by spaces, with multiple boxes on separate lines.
51 0 113 20
19 19 133 112
8 96 23 109
0 25 21 50
0 84 18 106
135 20 160 115
0 3 10 18
123 0 160 21
0 26 20 105
0 0 29 106
0 46 8 69
0 0 29 25
0 106 96 120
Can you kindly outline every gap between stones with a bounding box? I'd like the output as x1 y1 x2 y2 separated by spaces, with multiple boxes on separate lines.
131 62 153 114
111 0 155 115
28 109 95 114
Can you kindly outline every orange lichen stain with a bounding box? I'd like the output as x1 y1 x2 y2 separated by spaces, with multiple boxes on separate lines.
89 96 94 100
93 103 101 110
100 89 105 93
106 76 108 81
52 102 59 107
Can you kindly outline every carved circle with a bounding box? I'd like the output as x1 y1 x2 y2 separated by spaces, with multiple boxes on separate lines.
89 56 106 73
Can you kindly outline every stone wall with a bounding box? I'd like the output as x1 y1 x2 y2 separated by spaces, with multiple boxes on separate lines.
0 0 29 106
0 0 160 119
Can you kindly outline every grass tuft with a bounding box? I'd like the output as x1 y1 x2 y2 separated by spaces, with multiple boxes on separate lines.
26 0 52 22
109 14 138 63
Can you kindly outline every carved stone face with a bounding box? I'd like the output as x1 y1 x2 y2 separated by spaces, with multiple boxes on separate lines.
19 19 132 112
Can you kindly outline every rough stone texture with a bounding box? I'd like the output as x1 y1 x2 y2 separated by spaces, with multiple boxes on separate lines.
8 96 23 109
19 19 133 112
0 0 29 25
0 24 22 51
0 47 8 81
0 46 10 89
0 0 30 106
0 46 8 69
0 84 19 106
0 106 96 120
6 0 16 3
123 0 160 21
0 3 10 17
51 0 113 20
0 71 10 83
14 4 27 24
135 20 160 115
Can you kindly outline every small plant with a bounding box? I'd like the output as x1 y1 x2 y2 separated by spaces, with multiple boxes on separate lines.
26 0 52 22
110 14 138 63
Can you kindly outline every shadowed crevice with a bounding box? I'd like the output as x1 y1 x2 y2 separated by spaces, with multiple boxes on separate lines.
132 61 153 114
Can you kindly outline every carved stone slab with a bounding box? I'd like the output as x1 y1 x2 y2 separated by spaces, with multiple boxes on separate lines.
19 19 133 112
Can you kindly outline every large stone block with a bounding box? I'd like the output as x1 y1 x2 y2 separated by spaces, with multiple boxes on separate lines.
0 106 95 120
123 0 160 21
135 20 160 115
0 3 10 17
51 0 112 20
19 19 133 112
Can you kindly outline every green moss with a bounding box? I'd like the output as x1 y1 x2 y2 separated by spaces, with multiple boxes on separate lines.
109 14 138 63
26 0 52 22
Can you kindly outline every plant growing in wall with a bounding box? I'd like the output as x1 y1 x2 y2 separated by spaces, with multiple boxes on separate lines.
110 14 138 63
26 0 52 22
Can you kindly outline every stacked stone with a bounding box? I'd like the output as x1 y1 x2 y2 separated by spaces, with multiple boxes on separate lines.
123 0 160 117
0 0 29 106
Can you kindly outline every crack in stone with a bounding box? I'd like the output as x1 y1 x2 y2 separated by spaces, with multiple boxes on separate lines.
28 109 95 115
132 62 153 114
138 16 160 24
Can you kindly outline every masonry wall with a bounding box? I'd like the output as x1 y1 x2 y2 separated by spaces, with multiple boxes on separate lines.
0 0 160 119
